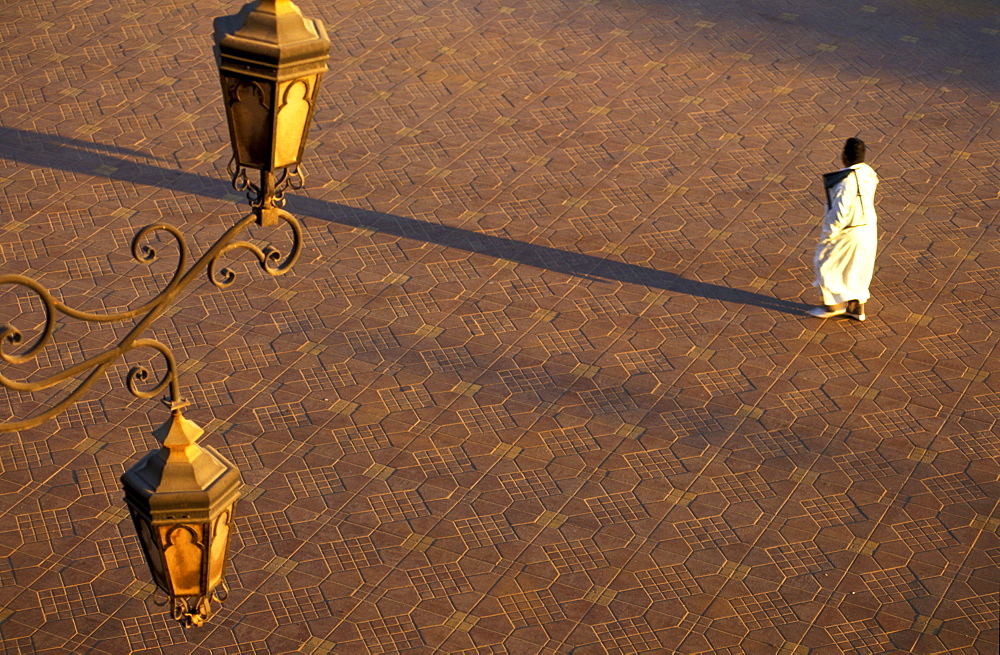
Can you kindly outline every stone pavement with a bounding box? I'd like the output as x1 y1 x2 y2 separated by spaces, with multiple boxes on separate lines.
0 0 998 652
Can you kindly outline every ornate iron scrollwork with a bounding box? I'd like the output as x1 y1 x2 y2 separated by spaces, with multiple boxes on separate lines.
228 156 305 216
172 584 228 628
0 210 303 432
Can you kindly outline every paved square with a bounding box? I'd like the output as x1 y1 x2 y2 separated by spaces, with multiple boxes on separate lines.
1 0 997 652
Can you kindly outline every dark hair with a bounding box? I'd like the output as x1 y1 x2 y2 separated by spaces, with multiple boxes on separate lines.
843 137 866 165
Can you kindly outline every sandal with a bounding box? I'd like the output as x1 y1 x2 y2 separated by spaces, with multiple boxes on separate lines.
845 300 866 321
807 306 847 319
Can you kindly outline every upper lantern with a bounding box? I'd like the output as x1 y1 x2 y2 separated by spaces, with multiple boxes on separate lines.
214 0 331 172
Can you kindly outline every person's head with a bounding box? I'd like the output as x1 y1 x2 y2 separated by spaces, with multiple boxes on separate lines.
842 137 866 167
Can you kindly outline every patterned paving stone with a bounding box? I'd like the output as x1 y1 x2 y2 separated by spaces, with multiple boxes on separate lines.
0 0 998 652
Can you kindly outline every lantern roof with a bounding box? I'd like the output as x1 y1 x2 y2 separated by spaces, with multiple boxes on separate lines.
214 0 330 77
122 411 241 520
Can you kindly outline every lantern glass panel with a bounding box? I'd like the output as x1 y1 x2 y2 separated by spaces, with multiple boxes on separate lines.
162 524 206 597
273 75 315 168
137 518 169 590
208 509 234 588
223 75 275 170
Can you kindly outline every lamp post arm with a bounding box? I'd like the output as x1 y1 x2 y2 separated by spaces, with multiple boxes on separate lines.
0 208 303 433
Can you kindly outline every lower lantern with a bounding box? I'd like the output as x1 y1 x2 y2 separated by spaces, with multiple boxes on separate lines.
121 410 242 627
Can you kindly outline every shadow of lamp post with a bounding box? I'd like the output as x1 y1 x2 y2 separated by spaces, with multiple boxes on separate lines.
0 0 329 627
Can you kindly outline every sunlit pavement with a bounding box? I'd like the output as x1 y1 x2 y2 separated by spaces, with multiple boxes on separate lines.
0 0 998 652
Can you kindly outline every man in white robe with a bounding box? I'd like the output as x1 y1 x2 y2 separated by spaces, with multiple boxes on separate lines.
809 137 878 321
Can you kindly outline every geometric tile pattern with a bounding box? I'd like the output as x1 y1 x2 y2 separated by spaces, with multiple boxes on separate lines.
236 512 290 547
730 591 798 630
368 490 430 522
835 450 897 482
579 387 640 414
922 473 987 503
408 563 473 599
766 541 833 576
122 615 190 651
301 364 356 390
801 496 867 527
95 536 146 570
624 449 687 478
254 402 309 431
284 467 345 497
893 518 958 552
539 425 602 457
861 567 925 603
714 470 774 503
752 429 806 459
586 492 650 523
827 619 892 654
379 384 434 412
543 539 609 574
336 424 393 453
635 565 701 601
328 537 382 571
421 346 475 372
697 368 754 395
1 0 998 652
265 588 330 624
413 445 472 476
499 469 560 501
780 388 836 417
592 617 662 651
677 516 741 550
498 367 554 394
455 515 517 550
951 430 1000 460
356 615 423 654
38 586 100 622
862 408 924 437
458 405 519 431
661 407 725 439
956 593 1000 632
502 589 567 628
16 509 73 543
616 348 667 374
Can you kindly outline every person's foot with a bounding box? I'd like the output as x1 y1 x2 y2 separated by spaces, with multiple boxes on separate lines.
845 300 866 321
807 305 847 319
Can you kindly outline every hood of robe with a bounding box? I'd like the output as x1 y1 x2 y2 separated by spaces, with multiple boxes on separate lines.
848 162 878 195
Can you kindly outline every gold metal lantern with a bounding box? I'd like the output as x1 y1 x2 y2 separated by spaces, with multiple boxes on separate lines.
121 410 242 626
214 0 331 225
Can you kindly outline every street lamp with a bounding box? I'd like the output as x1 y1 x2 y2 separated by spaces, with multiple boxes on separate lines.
0 0 329 627
215 0 331 226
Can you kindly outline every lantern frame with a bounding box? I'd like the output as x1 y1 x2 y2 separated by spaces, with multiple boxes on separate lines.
214 0 331 226
121 410 242 627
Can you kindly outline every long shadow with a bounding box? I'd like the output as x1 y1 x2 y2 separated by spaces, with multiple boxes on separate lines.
0 127 808 315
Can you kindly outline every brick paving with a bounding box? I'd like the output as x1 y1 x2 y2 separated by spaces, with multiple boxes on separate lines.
0 0 998 652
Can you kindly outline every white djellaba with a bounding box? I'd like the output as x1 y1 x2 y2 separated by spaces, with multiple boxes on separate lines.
814 162 879 308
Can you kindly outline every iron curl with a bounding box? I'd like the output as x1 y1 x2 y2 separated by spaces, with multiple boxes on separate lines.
206 209 302 288
130 223 189 273
124 339 180 402
0 274 58 366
